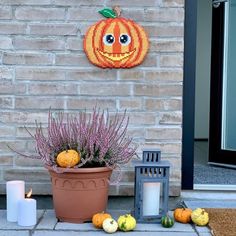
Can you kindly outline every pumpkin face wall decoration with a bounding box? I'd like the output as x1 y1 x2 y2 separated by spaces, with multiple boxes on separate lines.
83 7 149 68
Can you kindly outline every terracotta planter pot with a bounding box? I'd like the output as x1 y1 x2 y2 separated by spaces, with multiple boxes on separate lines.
45 165 112 223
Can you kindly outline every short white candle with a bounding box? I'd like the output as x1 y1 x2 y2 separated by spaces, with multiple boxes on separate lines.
6 180 25 222
18 195 37 227
143 182 160 216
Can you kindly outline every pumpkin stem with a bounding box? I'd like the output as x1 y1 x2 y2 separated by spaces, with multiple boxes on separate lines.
113 6 121 17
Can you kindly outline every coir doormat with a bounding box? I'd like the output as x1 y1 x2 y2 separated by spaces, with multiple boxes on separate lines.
206 208 236 236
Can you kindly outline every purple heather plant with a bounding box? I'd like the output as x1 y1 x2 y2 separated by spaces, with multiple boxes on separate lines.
24 108 137 171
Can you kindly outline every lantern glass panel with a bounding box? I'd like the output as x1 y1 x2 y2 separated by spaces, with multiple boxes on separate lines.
142 182 162 216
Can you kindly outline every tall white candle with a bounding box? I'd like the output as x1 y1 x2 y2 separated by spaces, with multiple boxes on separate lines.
143 182 160 216
6 180 25 222
18 195 37 226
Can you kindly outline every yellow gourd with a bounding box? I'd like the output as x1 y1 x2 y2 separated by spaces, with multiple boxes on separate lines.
191 208 209 226
56 150 80 168
118 214 136 232
102 218 118 233
92 212 112 229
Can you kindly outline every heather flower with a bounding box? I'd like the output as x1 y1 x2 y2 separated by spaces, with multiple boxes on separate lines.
21 107 137 172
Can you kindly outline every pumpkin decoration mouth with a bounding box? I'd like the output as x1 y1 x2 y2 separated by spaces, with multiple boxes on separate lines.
97 48 136 62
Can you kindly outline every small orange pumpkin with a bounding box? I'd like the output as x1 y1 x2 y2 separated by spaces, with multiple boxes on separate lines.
174 208 192 224
56 149 80 168
84 7 149 68
92 212 112 228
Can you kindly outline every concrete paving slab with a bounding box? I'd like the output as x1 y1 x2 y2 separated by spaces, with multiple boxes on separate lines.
135 222 195 232
33 230 198 236
55 222 99 231
184 200 236 209
195 225 211 233
36 210 58 230
182 191 236 200
0 210 44 230
198 233 213 236
0 231 29 236
0 209 208 236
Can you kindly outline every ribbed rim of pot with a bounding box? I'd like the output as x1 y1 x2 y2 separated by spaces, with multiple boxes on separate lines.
44 165 113 173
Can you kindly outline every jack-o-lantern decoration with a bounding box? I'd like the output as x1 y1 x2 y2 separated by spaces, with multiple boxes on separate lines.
84 7 149 68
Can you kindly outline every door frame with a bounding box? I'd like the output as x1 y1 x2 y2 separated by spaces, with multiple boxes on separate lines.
209 2 236 167
182 0 198 190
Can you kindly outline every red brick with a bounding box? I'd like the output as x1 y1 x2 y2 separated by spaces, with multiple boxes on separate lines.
3 52 53 65
159 111 182 124
0 111 48 124
0 6 12 19
0 23 26 34
55 54 89 66
15 68 66 81
28 83 78 95
67 69 117 81
67 98 116 110
0 81 26 94
150 39 183 52
15 97 64 109
14 37 65 50
144 8 184 22
15 7 65 20
145 70 183 82
134 84 182 97
0 96 13 108
80 83 131 96
145 98 182 111
29 23 78 36
145 24 184 37
145 127 182 140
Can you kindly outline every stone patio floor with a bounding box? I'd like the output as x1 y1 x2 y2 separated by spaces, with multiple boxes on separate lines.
0 209 212 236
3 192 236 236
0 206 211 236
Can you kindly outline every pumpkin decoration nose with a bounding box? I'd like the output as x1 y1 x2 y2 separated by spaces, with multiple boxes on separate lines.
83 6 149 68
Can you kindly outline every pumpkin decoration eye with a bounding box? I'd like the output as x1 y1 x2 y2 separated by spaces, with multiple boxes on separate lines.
103 34 115 45
119 34 131 46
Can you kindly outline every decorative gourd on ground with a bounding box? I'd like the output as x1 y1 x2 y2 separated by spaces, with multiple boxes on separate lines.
174 206 192 223
161 214 175 228
191 208 209 226
92 212 112 228
56 149 80 168
118 214 136 231
102 218 118 233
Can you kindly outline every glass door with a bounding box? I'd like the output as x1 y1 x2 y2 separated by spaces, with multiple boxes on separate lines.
221 0 236 151
209 0 236 166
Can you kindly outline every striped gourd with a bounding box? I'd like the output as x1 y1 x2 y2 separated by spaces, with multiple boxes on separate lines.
161 215 175 228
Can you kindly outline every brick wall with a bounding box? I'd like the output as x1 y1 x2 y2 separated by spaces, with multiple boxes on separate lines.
0 0 184 196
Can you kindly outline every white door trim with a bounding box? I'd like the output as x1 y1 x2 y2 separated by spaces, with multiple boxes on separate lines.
194 184 236 191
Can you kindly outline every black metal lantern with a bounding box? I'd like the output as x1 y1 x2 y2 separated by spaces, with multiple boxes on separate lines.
134 149 170 223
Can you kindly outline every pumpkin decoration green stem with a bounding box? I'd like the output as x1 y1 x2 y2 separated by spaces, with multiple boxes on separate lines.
98 8 117 18
98 6 121 18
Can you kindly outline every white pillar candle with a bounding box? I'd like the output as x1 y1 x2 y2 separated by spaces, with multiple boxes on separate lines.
18 198 37 226
6 180 25 222
143 182 160 216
